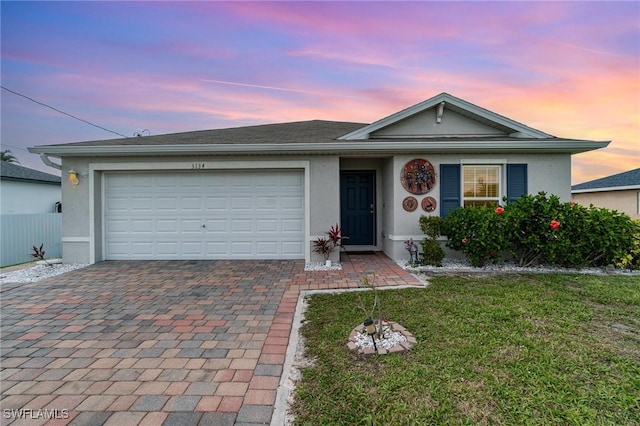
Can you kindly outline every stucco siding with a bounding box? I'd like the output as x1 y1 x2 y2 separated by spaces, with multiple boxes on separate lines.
386 152 572 260
572 189 640 219
309 156 340 262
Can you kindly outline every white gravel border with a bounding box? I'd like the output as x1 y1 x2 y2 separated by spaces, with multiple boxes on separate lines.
304 262 342 271
396 258 639 276
0 261 89 284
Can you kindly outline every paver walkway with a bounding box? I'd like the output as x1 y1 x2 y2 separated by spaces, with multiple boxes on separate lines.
0 253 421 425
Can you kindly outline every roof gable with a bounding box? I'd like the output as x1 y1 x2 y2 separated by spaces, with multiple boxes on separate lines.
339 92 553 140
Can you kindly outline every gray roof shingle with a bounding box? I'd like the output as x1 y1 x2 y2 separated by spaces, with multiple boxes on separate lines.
0 162 61 184
42 120 367 147
572 167 640 191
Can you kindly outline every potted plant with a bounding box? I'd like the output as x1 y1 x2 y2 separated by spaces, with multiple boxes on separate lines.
313 223 347 266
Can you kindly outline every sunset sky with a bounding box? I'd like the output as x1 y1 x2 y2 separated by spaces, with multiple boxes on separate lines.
1 1 638 184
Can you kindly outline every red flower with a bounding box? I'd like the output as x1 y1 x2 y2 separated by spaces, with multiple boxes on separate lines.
549 220 560 230
570 201 576 206
462 238 469 244
495 207 504 215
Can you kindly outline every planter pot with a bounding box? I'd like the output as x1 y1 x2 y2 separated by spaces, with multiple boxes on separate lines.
325 259 332 267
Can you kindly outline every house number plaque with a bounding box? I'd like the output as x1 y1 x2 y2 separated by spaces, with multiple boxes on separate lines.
401 159 436 195
191 163 205 169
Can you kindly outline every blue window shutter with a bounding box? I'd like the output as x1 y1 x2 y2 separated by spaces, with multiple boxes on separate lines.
440 164 460 217
506 164 528 204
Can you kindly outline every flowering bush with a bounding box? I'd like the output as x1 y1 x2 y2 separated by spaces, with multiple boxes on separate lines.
548 202 638 268
438 192 638 269
501 192 564 267
441 206 507 267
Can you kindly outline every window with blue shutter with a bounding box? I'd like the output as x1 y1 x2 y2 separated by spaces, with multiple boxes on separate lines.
506 164 528 204
440 164 460 217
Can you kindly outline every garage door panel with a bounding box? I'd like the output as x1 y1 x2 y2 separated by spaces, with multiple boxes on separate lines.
131 219 153 233
156 220 178 233
131 176 154 189
282 241 304 255
256 219 278 232
106 197 129 212
205 196 228 211
131 197 153 211
132 242 154 255
205 242 228 256
256 196 277 210
157 242 178 255
230 241 252 256
181 242 204 256
282 219 304 232
106 219 129 233
281 196 304 210
181 219 204 233
204 219 227 232
105 170 305 260
231 197 252 210
181 196 202 211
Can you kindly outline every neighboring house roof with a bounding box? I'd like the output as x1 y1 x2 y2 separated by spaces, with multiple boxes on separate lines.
572 168 640 193
0 161 61 185
28 92 610 158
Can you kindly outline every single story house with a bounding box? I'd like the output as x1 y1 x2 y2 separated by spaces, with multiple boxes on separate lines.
0 162 61 214
572 167 640 219
29 92 609 264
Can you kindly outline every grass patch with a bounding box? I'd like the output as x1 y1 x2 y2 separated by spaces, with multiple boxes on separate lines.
290 274 639 425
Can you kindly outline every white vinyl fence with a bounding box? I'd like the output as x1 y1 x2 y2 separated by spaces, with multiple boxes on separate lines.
0 213 62 267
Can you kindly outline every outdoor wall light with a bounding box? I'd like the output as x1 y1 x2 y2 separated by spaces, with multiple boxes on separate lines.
68 169 79 185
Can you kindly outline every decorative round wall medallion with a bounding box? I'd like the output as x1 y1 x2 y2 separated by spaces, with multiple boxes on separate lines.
401 159 436 195
422 196 437 212
402 196 418 212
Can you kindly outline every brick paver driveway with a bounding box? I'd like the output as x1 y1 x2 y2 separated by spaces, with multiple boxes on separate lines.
1 254 421 425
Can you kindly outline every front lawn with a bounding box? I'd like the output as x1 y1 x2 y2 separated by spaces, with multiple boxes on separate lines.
290 274 639 425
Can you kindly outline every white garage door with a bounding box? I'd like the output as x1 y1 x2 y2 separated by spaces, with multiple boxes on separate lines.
104 170 305 260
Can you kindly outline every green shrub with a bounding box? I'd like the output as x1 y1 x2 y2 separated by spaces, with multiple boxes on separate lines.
439 192 639 270
441 206 507 267
547 202 636 268
418 216 445 266
615 220 640 270
501 192 563 267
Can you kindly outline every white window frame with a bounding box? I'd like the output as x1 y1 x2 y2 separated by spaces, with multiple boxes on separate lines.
461 161 504 207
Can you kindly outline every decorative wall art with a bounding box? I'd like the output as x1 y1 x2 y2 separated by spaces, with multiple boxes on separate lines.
422 196 437 212
401 159 436 195
402 196 418 212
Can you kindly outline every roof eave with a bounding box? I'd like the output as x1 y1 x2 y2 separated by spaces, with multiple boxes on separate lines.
28 140 610 157
572 184 640 193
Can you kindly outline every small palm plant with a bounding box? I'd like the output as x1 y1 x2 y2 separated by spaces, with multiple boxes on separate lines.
31 244 52 267
312 223 347 262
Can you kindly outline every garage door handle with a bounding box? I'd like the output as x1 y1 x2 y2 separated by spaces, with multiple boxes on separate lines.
202 225 206 228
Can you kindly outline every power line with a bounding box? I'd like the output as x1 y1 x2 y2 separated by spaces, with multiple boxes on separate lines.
1 85 129 138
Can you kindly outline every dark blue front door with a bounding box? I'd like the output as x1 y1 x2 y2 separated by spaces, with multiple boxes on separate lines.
340 171 375 246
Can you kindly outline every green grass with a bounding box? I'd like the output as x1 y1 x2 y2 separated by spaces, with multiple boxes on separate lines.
290 274 640 425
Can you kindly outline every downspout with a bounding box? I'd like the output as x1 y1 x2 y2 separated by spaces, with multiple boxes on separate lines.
39 153 62 170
